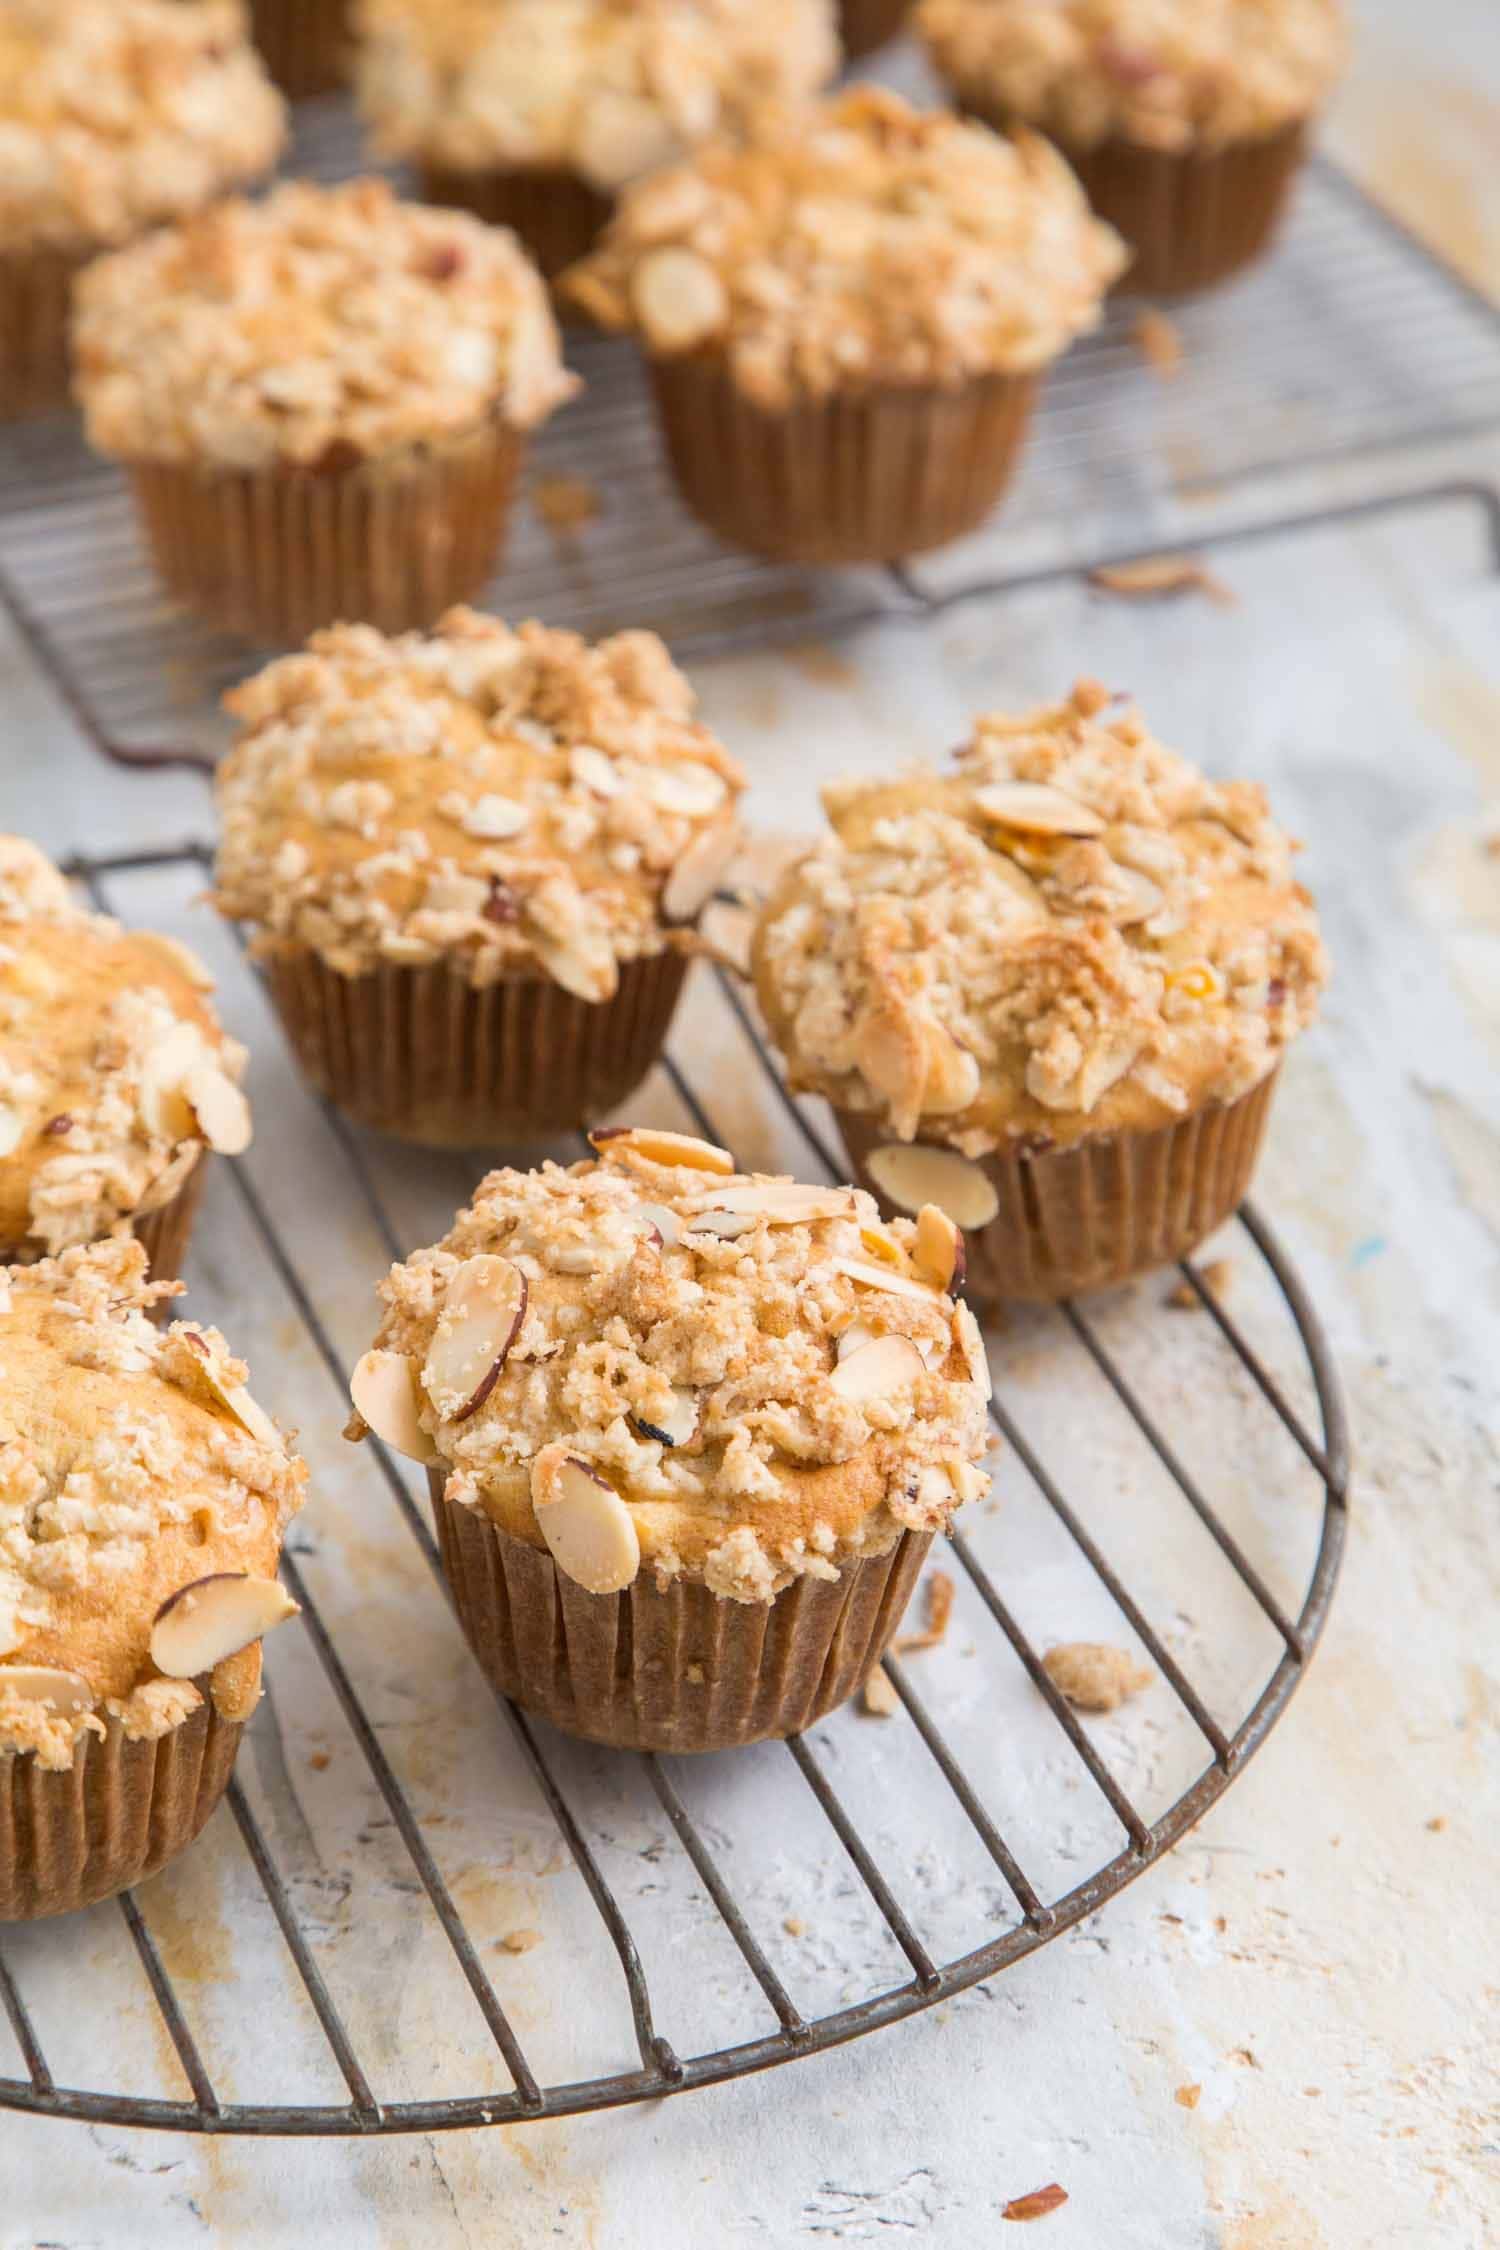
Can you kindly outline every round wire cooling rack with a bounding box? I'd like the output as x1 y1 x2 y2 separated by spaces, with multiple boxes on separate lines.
0 847 1351 2140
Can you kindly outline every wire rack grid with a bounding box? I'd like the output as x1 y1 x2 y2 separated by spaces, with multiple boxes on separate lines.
0 838 1349 2138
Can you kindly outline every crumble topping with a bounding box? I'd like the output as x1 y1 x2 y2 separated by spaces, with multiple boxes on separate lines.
73 178 576 473
0 838 251 1259
565 86 1126 407
355 0 838 189
918 0 1348 153
0 1240 306 1768
752 681 1328 1153
214 610 746 999
355 1140 990 1601
0 0 284 254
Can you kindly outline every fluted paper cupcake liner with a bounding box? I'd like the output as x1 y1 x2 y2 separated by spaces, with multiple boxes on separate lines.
0 1698 241 1921
2 1151 208 1289
838 1070 1279 1304
263 947 692 1147
839 0 911 60
420 164 613 283
126 423 524 647
959 99 1308 297
649 355 1038 564
249 0 349 97
431 1471 932 1752
0 243 87 421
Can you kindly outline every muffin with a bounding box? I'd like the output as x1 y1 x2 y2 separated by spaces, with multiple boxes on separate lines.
0 0 283 419
565 87 1125 564
213 610 746 1146
0 1239 306 1918
248 0 352 97
73 179 576 646
752 681 1328 1302
349 1132 989 1750
0 836 251 1283
355 0 840 283
919 0 1348 296
840 0 911 59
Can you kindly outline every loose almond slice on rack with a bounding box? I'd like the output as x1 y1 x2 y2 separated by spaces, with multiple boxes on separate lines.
531 1448 641 1594
829 1332 926 1402
864 1143 1001 1231
150 1574 298 1680
590 1126 734 1174
351 1349 439 1465
972 781 1106 837
0 1664 93 1715
423 1257 528 1424
911 1204 966 1294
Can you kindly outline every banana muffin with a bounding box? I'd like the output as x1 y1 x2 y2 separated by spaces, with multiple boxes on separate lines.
0 1238 306 1917
566 86 1125 562
213 609 746 1145
355 0 839 280
919 0 1348 295
0 0 283 418
350 1130 990 1749
0 836 250 1283
752 681 1328 1300
73 177 576 645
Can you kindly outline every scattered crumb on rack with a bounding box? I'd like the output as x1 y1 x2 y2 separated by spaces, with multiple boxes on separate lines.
1002 2183 1069 2222
1167 1257 1234 1310
1133 308 1184 379
1042 1642 1154 1712
1088 555 1235 606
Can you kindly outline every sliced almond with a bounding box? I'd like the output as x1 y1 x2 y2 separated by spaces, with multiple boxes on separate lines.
854 1002 928 1121
837 1320 877 1362
630 248 729 355
189 1342 283 1451
1112 865 1164 924
912 1203 965 1294
0 836 70 911
151 1573 298 1680
954 1302 992 1400
575 86 680 190
921 1027 981 1117
645 762 731 819
531 927 618 1003
531 1447 640 1595
590 1126 734 1175
350 1349 438 1465
423 1256 528 1423
631 1386 698 1448
858 1224 911 1273
137 1020 207 1142
570 745 622 798
661 819 739 924
183 1062 252 1156
865 1143 1001 1232
0 1102 26 1159
684 1209 758 1240
829 1332 926 1403
973 781 1106 838
634 1203 683 1250
0 1663 93 1715
683 1180 855 1223
833 1255 946 1305
463 793 530 840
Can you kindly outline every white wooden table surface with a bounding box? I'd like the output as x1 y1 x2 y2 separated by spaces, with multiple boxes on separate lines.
1 4 1497 2242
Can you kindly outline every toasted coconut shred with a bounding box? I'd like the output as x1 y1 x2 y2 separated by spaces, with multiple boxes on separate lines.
0 1241 306 1769
0 838 250 1258
752 680 1328 1155
213 610 746 1003
358 1144 991 1603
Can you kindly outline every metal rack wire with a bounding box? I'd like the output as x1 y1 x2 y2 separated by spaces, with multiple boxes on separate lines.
0 839 1349 2137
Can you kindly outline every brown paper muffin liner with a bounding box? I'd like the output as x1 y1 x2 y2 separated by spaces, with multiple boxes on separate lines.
958 97 1308 296
263 946 692 1147
249 0 349 97
430 1469 932 1751
649 354 1038 564
839 0 912 60
837 1069 1279 1304
0 1698 241 1920
126 422 524 647
0 243 88 421
421 164 613 283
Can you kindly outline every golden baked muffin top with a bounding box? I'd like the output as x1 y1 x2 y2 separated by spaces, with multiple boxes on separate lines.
918 0 1348 153
355 0 838 188
0 1239 306 1770
0 837 250 1260
213 610 746 1002
351 1132 990 1602
752 681 1328 1155
566 86 1126 408
0 0 284 254
73 178 577 472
